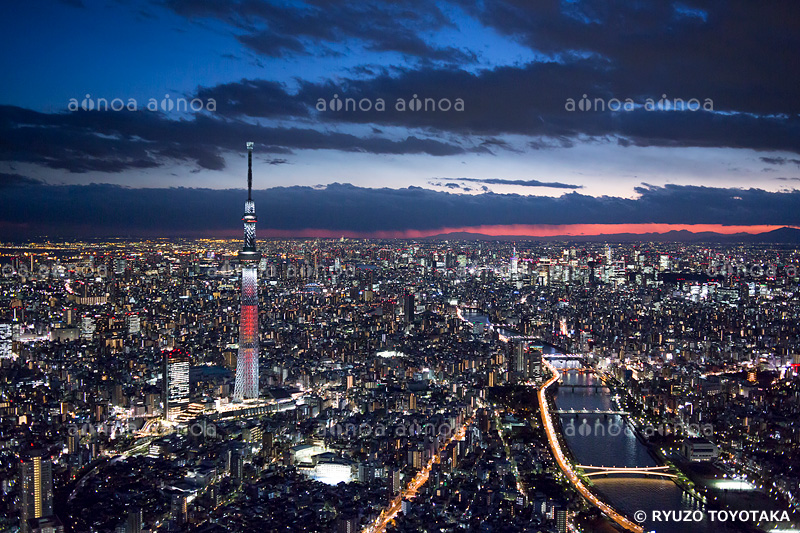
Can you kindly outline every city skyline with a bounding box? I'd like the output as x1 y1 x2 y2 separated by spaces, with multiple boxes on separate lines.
2 1 800 238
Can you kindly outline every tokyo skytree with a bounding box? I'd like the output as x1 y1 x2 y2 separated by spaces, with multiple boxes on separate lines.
233 142 261 400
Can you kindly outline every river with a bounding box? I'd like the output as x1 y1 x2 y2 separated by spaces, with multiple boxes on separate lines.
554 366 720 533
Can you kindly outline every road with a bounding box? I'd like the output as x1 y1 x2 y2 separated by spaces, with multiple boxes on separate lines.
68 436 154 501
538 359 644 533
364 419 471 533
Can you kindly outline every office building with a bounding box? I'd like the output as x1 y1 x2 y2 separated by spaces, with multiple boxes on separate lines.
19 450 54 533
163 349 190 421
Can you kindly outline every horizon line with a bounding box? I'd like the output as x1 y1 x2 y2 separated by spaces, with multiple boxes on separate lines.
5 223 799 241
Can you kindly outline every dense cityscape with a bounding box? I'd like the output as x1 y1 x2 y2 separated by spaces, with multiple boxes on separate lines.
2 232 800 532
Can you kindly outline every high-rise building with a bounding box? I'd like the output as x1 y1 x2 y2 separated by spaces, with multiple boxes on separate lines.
336 513 359 533
126 313 140 334
390 468 402 494
512 341 528 380
555 508 568 533
63 307 76 326
529 349 543 380
234 142 261 401
0 323 11 359
230 449 244 485
19 449 54 533
170 493 187 525
510 246 518 279
80 315 95 340
163 349 190 421
404 293 415 324
125 508 142 533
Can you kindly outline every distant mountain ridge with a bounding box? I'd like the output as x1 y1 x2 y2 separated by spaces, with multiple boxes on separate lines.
421 227 800 243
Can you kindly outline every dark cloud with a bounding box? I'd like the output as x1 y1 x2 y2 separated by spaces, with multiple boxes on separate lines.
529 137 575 150
6 0 800 186
0 173 43 188
156 0 800 155
439 177 582 190
191 60 800 155
761 156 800 166
295 65 800 152
165 0 800 154
194 79 309 119
348 65 390 78
454 0 800 116
164 0 473 64
0 105 467 174
2 182 800 237
237 30 307 58
478 137 522 154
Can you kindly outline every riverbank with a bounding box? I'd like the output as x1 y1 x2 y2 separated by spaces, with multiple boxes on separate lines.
539 360 644 533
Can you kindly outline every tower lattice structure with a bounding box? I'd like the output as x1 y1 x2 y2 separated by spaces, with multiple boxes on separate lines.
233 142 261 400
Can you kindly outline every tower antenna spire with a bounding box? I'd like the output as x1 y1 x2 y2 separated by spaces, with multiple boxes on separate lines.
247 141 253 201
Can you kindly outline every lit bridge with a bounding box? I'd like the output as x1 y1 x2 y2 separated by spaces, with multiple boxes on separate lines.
556 409 629 416
545 353 588 361
576 465 677 478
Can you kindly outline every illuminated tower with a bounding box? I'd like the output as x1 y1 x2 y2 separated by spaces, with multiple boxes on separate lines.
233 142 261 400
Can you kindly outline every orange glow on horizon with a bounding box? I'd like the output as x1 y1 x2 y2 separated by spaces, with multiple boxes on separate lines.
249 223 798 239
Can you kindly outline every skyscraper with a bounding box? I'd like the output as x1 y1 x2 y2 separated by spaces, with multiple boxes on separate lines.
512 341 528 380
163 349 190 421
234 142 261 401
126 507 142 533
0 322 11 359
404 293 414 325
510 246 518 279
170 493 187 525
19 449 53 533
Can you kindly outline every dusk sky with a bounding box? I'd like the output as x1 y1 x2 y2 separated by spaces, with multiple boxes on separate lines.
2 0 800 238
